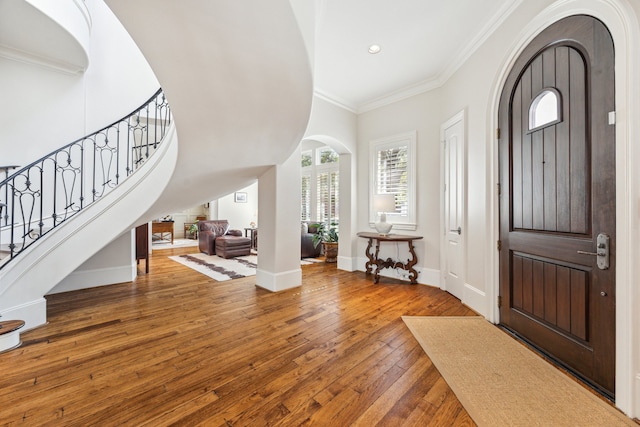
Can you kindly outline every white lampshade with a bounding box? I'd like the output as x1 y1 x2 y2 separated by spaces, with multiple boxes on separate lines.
373 194 396 213
373 194 395 235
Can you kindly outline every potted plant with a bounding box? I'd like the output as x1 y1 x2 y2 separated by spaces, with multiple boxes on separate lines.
188 223 198 239
312 221 339 263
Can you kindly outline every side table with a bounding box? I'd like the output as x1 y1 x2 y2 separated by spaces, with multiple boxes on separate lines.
357 232 423 284
244 227 258 250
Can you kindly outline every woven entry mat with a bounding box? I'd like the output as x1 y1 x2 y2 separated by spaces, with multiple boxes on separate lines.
402 316 634 427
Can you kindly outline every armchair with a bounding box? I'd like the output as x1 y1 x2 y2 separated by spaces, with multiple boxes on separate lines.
197 220 249 258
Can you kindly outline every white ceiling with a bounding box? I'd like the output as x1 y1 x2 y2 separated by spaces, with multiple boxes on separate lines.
313 0 522 112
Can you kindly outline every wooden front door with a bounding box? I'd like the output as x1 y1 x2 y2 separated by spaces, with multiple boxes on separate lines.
498 15 616 397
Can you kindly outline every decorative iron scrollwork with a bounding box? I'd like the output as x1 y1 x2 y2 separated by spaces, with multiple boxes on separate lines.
0 89 172 269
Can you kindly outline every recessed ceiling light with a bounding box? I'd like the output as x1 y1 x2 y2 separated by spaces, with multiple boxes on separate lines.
368 44 381 54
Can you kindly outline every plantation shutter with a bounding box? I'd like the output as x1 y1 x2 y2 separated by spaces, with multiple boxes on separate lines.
376 146 407 216
317 172 329 222
316 171 339 223
329 171 339 221
301 174 311 221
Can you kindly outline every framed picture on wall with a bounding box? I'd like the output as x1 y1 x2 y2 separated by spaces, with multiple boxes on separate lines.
234 192 247 203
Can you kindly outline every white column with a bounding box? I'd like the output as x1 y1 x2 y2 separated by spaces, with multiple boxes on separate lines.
337 152 357 271
256 148 302 291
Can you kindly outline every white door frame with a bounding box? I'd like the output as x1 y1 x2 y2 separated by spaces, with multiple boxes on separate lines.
486 0 640 417
440 109 466 299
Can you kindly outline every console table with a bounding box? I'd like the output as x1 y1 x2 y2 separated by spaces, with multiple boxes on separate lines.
357 232 423 284
152 221 174 244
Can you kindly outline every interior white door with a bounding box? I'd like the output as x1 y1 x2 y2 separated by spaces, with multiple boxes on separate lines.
442 113 465 300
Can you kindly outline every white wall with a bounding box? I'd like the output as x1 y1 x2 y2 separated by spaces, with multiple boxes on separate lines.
48 231 135 294
305 96 357 154
216 182 259 232
83 0 159 132
356 89 444 285
0 0 158 166
303 95 358 267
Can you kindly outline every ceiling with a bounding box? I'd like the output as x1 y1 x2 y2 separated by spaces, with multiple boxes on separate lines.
313 0 522 112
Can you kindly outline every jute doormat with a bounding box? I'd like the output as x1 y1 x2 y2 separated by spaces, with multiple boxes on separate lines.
402 316 634 426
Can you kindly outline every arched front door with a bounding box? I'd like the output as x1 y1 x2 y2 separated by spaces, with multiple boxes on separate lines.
498 15 616 398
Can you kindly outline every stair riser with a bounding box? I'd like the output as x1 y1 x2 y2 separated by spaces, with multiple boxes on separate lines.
0 330 21 353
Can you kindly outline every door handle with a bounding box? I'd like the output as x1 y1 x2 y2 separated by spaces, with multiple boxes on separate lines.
450 227 461 235
577 233 609 270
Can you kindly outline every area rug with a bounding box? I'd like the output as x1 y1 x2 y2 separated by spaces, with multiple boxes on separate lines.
169 253 321 282
152 238 199 249
169 253 257 281
402 316 634 426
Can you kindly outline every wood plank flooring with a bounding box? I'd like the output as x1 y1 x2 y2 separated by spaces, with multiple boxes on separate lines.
0 247 477 426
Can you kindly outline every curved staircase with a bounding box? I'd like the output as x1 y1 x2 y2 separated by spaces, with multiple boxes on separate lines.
0 0 313 344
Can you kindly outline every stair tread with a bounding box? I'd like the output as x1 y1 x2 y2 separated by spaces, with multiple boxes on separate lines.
0 320 25 335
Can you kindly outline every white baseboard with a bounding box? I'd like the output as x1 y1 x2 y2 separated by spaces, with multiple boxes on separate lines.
1 298 47 331
463 283 487 317
337 256 357 271
417 267 440 287
256 267 302 292
635 374 640 418
48 264 136 295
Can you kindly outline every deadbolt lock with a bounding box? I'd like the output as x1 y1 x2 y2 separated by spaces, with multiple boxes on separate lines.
576 233 610 270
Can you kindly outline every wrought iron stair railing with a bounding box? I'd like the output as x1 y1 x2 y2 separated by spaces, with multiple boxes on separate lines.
0 89 171 269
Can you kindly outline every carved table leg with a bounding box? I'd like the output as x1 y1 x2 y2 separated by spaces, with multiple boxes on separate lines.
373 239 382 284
364 238 375 275
406 241 419 284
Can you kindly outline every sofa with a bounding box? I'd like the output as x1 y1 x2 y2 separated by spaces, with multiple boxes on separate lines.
198 220 251 258
301 221 322 258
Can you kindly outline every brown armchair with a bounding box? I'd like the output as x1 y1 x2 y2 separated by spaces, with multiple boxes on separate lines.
198 220 250 258
198 220 229 255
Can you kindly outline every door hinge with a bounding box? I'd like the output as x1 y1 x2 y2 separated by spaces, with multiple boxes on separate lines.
497 182 501 196
497 295 502 308
496 128 501 139
497 240 502 251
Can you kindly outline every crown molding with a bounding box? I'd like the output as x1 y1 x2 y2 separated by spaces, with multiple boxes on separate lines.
357 76 445 113
330 0 525 115
313 89 358 114
439 0 524 80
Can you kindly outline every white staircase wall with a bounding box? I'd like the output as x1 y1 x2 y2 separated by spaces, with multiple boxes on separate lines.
48 231 137 295
0 0 159 168
0 0 90 74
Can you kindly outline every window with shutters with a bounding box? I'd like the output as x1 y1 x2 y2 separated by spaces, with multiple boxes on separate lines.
301 146 339 223
370 131 416 230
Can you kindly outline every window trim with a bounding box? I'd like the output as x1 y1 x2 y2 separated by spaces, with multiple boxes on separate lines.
369 131 417 230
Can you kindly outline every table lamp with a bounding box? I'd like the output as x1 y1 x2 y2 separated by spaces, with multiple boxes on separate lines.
373 193 396 235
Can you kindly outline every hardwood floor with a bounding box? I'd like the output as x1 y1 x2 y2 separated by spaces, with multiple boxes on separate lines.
0 247 477 426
